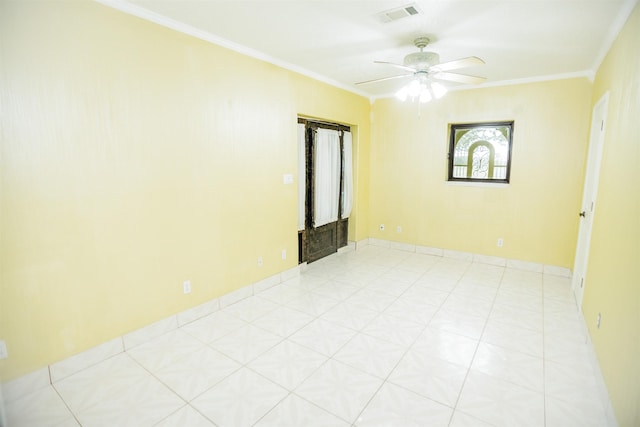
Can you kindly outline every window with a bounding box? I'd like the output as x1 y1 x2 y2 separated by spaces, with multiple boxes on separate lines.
447 121 514 183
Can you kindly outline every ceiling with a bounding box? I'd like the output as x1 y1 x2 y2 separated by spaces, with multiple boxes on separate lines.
108 0 637 99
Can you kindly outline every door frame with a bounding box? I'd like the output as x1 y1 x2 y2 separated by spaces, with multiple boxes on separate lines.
572 91 609 309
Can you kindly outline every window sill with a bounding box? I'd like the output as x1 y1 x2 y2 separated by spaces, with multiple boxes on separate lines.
446 181 509 188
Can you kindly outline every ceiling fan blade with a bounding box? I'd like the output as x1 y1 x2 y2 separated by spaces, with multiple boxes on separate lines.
432 72 486 85
434 56 485 72
374 60 416 73
355 73 412 85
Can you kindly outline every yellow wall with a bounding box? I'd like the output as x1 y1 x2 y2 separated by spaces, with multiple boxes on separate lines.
369 79 592 267
2 6 638 426
0 0 370 380
582 3 640 426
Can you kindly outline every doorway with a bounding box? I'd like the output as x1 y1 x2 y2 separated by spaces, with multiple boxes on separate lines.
297 118 352 263
572 92 609 309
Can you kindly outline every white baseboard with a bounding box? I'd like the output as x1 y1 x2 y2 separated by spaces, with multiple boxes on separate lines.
357 238 571 277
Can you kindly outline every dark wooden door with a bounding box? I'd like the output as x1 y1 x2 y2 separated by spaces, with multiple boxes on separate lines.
307 222 338 262
298 119 349 264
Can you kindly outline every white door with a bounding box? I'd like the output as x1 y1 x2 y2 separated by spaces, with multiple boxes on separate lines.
572 92 609 309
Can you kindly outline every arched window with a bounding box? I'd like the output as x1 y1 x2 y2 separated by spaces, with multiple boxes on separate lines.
468 141 494 178
448 122 514 183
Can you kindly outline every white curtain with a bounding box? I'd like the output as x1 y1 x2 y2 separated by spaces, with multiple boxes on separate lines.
314 128 341 228
297 124 306 231
341 131 353 219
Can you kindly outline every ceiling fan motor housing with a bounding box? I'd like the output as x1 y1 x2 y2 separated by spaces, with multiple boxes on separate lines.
403 51 440 70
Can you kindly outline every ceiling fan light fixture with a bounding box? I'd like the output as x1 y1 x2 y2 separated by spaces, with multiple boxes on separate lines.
395 86 409 101
396 78 447 103
407 79 422 97
419 90 432 103
431 82 447 99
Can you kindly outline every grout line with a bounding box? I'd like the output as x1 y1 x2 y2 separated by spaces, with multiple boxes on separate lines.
443 260 487 423
50 382 82 426
349 268 436 425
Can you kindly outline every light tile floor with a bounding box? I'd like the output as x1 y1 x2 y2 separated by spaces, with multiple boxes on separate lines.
4 246 614 426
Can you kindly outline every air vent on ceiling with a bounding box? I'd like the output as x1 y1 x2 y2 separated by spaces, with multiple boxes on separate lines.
377 4 421 23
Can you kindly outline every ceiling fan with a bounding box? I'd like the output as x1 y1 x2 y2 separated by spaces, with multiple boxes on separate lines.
356 36 486 102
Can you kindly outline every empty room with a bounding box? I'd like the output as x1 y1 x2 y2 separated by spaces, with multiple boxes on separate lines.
1 0 638 426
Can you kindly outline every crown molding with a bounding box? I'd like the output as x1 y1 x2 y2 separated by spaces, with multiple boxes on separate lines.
95 0 371 99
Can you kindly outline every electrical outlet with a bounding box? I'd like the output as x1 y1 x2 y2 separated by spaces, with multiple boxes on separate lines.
497 238 504 247
183 280 191 294
597 312 602 329
379 224 385 231
281 249 287 260
396 225 402 233
0 340 8 359
258 256 263 267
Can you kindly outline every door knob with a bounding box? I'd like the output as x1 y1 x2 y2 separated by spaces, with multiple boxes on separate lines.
579 211 586 217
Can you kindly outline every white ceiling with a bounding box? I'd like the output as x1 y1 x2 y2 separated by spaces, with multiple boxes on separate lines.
107 0 637 99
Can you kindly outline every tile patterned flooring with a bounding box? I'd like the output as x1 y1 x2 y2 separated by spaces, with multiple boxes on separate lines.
3 246 614 426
